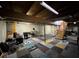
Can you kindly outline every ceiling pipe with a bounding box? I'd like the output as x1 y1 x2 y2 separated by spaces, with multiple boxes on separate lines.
50 15 73 22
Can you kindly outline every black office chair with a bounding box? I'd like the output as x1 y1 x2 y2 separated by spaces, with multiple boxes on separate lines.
6 38 13 42
13 32 17 38
0 42 9 53
16 37 23 45
23 32 29 39
6 38 18 53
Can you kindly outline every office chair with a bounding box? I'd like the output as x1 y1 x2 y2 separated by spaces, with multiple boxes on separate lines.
23 32 29 39
0 42 9 53
16 37 23 45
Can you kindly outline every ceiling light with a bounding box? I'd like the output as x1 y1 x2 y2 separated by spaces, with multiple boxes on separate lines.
73 22 76 24
52 20 63 25
0 5 2 8
40 1 59 15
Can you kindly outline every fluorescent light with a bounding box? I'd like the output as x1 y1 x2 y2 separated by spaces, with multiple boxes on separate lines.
40 1 59 15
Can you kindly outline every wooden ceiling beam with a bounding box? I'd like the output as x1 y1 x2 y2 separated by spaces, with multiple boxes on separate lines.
35 9 50 18
26 2 43 16
0 9 53 24
12 1 34 14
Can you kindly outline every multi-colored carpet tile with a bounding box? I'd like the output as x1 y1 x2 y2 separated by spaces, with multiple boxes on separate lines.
24 37 69 58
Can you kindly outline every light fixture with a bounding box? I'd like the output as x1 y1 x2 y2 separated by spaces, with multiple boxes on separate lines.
73 22 76 24
0 5 2 8
40 1 59 15
52 20 63 25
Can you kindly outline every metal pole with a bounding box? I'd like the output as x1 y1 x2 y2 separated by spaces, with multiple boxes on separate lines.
44 24 46 42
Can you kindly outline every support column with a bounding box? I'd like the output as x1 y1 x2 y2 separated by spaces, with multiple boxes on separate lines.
6 21 16 38
56 21 67 39
44 24 46 42
12 21 16 33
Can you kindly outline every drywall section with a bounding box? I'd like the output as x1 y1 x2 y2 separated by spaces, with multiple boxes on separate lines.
15 22 44 35
45 25 52 35
51 25 58 36
6 21 16 33
6 21 59 37
67 25 78 32
16 22 33 35
0 21 6 42
16 22 57 36
35 24 44 36
72 26 78 32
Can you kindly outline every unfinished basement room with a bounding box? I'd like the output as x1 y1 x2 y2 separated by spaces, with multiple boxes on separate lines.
0 1 79 58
